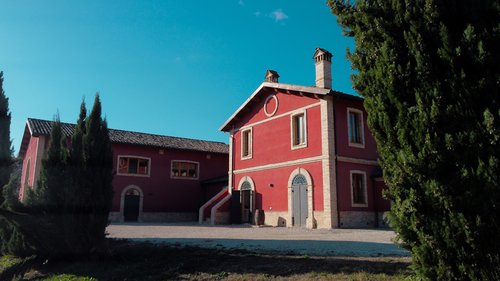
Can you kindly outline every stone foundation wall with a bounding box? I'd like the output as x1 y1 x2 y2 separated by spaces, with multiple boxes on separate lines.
314 211 329 229
109 212 197 223
377 212 390 228
142 212 197 222
263 211 288 227
214 212 230 224
339 211 377 228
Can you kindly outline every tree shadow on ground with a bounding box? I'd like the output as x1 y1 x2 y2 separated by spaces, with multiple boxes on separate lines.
20 239 411 280
129 237 409 257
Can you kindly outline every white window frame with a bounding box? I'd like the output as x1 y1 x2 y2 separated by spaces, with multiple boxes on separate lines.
350 170 368 207
241 127 253 160
170 160 200 180
290 110 308 150
347 107 365 148
117 155 151 177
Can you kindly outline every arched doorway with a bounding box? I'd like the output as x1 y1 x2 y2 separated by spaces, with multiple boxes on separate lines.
124 189 140 222
288 168 314 228
238 176 255 224
291 174 308 227
120 186 143 222
241 181 252 223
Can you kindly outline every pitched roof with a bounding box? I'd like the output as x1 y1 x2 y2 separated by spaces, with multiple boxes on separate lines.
21 118 229 157
220 81 364 132
220 82 332 132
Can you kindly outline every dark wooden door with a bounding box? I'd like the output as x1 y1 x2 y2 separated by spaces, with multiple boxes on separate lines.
231 190 242 224
241 190 252 223
124 194 140 222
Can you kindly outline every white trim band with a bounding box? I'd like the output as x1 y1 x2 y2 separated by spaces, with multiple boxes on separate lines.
233 155 324 174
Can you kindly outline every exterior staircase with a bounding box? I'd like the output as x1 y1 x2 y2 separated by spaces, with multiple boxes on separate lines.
198 188 231 225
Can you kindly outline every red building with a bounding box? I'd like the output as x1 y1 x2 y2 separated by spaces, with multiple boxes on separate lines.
18 118 229 223
218 48 390 228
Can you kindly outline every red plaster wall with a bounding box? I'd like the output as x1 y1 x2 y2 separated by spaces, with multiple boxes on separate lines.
110 144 228 213
233 162 324 212
336 162 381 212
19 136 40 200
334 97 379 160
232 92 322 172
18 130 228 214
234 90 321 129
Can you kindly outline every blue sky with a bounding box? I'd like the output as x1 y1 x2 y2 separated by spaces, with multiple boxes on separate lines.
0 0 355 154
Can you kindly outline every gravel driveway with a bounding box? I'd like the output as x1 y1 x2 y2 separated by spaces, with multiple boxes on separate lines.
107 223 409 257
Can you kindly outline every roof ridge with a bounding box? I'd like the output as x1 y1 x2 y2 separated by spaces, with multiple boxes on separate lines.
28 118 227 145
109 127 227 145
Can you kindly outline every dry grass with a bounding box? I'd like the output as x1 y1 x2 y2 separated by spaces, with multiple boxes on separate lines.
1 239 413 281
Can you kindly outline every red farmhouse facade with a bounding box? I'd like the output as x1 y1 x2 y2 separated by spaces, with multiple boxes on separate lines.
219 48 390 228
18 118 229 223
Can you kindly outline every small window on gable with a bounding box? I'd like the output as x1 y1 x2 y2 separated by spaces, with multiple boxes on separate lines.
291 111 307 149
241 128 252 159
118 156 150 177
347 108 364 148
351 171 367 207
171 161 199 179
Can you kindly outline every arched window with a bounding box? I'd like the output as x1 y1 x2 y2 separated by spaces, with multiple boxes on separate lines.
240 181 252 190
292 174 308 186
125 189 140 196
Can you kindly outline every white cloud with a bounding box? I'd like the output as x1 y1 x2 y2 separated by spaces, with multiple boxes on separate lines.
238 0 244 6
270 9 288 22
254 11 262 17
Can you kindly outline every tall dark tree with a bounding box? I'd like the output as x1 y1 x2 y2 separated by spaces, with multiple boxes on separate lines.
68 100 88 252
1 95 114 259
0 71 13 205
329 0 499 280
35 115 69 210
81 94 114 251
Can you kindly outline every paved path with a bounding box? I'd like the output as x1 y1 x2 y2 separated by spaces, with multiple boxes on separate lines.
107 223 409 257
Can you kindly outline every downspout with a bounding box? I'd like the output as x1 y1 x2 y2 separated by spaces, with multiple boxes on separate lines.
332 95 341 228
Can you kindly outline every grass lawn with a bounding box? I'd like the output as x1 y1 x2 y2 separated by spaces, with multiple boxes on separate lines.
1 239 413 281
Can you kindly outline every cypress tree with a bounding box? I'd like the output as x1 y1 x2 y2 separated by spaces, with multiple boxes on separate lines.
0 71 13 205
36 115 68 210
2 170 21 211
68 100 88 253
33 116 74 256
329 0 499 280
0 96 114 258
81 94 113 251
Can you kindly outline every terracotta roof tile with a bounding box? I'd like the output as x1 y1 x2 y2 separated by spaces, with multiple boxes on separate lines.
27 118 228 154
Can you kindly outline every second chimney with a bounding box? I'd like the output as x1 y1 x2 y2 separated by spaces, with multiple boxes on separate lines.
313 48 332 89
264 69 280 83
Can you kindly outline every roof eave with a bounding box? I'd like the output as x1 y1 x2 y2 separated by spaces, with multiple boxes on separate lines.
18 121 34 158
220 83 266 132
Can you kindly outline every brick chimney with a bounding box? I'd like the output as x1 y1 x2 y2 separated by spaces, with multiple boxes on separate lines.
313 48 332 89
264 69 279 83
